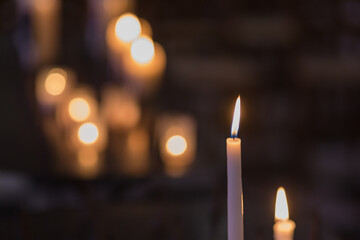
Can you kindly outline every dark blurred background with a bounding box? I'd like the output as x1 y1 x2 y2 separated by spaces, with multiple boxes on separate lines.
0 0 360 239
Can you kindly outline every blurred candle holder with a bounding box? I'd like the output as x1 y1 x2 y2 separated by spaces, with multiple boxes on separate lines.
36 67 75 110
157 115 197 177
101 85 141 130
121 127 150 177
76 146 104 178
56 86 98 128
29 0 61 64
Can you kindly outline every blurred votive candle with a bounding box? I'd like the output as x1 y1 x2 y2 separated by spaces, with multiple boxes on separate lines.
106 13 141 54
36 67 74 109
70 120 108 152
158 115 196 177
227 96 243 240
101 86 140 130
274 187 296 240
130 36 155 64
56 87 98 127
122 37 166 93
77 147 102 178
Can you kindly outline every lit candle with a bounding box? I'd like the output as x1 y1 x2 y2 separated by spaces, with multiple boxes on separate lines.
274 187 296 240
35 67 75 109
56 87 98 128
69 120 108 152
158 115 196 177
106 13 141 55
122 37 166 93
227 96 244 240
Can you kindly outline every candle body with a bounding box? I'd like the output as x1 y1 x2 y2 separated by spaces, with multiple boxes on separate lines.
273 220 295 240
227 138 244 240
30 0 60 64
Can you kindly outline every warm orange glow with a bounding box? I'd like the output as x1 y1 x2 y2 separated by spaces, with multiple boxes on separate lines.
115 13 141 43
78 148 98 168
68 98 91 122
275 187 289 221
121 41 166 93
130 36 155 64
32 0 57 12
103 0 130 20
101 87 140 129
139 18 153 38
166 135 187 156
44 72 66 96
78 122 99 145
231 96 241 138
36 67 73 106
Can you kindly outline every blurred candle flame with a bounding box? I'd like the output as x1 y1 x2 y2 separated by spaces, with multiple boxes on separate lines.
231 96 241 138
115 13 141 43
130 36 155 65
166 135 187 156
44 72 66 96
68 98 91 122
78 122 99 145
275 187 289 221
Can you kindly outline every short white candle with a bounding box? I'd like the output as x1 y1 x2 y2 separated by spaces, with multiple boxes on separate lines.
274 187 296 240
227 96 244 240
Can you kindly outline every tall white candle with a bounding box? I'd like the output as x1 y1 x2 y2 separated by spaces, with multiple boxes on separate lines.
227 96 244 240
274 187 296 240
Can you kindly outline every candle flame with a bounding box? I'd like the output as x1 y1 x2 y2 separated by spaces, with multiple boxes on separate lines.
130 36 155 64
44 72 66 96
115 13 141 43
275 187 289 221
68 97 91 122
231 96 241 138
166 135 187 156
78 122 99 145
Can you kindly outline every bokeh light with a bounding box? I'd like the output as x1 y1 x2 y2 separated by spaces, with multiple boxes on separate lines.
130 36 155 64
166 135 187 156
115 13 141 42
78 122 99 145
44 72 66 96
68 97 91 122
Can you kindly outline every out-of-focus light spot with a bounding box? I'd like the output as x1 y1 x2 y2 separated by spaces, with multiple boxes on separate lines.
130 36 155 64
78 122 99 145
166 135 187 156
68 98 90 122
115 13 141 42
44 72 66 96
